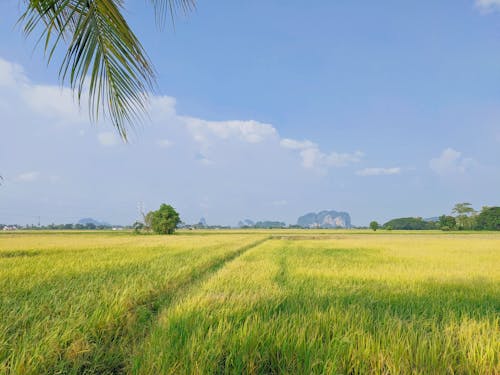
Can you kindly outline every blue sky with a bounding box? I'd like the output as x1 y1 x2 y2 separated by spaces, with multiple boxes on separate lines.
1 0 499 226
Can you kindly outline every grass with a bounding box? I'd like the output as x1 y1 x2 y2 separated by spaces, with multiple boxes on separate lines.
0 231 499 374
0 232 266 373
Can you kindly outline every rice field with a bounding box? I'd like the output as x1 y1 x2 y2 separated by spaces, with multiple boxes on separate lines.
0 231 499 374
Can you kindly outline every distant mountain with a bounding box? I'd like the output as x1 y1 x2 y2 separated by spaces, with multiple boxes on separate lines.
238 219 255 228
198 217 207 226
77 218 111 227
424 217 439 222
297 210 351 229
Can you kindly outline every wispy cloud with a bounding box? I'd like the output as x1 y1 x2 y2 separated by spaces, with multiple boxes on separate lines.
1 56 363 176
280 138 363 172
97 132 119 147
0 59 27 87
475 0 500 11
0 59 85 125
356 167 401 176
429 148 474 176
184 118 278 145
195 152 214 166
157 139 173 148
16 171 40 182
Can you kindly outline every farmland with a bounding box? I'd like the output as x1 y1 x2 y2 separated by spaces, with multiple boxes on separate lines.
0 231 499 374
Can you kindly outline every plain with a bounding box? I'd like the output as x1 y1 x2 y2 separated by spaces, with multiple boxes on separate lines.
0 230 498 374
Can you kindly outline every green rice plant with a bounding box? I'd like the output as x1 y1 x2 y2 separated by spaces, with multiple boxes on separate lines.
134 234 500 374
0 232 266 374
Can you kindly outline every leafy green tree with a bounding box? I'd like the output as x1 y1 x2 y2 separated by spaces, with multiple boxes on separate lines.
133 221 144 233
19 0 194 139
382 217 436 230
475 207 500 231
150 204 180 234
369 221 379 231
438 215 456 231
452 203 476 230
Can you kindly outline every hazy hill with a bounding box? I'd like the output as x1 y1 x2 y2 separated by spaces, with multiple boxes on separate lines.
297 210 351 229
77 218 111 227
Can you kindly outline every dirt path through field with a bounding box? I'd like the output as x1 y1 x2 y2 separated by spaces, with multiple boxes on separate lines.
93 236 272 374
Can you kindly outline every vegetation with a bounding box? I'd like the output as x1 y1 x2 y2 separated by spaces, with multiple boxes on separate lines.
254 221 287 229
1 230 498 373
18 0 195 138
475 206 500 231
150 204 181 234
452 202 477 230
0 232 264 373
382 217 435 230
374 203 499 232
369 221 379 231
135 234 499 374
438 215 456 231
0 223 117 230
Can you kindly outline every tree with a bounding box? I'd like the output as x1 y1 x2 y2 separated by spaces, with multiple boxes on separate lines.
452 202 475 216
452 202 476 230
382 217 436 230
438 215 456 231
475 207 500 231
150 204 180 234
132 221 144 233
85 222 96 230
19 0 194 140
369 221 379 231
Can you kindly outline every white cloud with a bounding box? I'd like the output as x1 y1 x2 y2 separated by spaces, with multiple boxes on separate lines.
0 58 85 125
16 171 40 182
184 117 278 145
97 132 119 147
195 152 214 166
280 138 316 150
1 56 362 176
150 96 177 116
0 59 27 87
157 139 173 148
475 0 500 11
22 85 85 124
280 138 363 172
356 167 401 176
149 97 362 173
429 148 474 176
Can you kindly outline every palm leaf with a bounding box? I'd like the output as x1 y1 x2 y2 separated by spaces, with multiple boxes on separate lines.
20 0 194 140
148 0 195 28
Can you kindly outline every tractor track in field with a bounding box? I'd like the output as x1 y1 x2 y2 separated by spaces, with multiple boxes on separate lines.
76 236 271 375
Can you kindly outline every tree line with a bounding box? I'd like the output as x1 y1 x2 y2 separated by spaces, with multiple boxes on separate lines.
370 203 500 231
0 223 118 231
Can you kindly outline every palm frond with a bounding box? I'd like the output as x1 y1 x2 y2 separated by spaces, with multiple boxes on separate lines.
20 0 195 140
148 0 196 28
